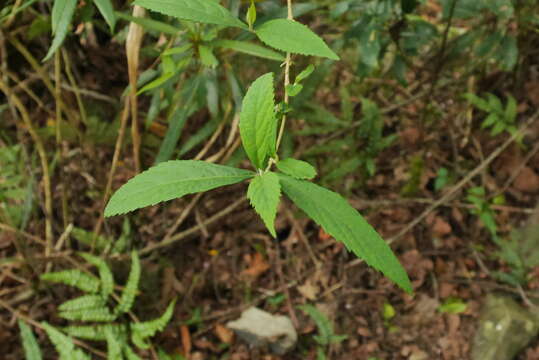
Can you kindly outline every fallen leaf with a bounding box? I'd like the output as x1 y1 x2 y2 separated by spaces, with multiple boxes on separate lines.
298 279 319 300
241 253 269 279
432 217 452 236
214 323 234 344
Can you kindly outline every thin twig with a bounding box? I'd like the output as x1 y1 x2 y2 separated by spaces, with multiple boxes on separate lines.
347 110 539 268
0 78 54 258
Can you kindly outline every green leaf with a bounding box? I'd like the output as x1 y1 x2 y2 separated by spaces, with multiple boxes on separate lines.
278 174 412 293
42 323 92 360
285 83 303 97
198 45 218 67
105 326 123 360
276 158 317 180
255 19 339 60
18 321 42 360
438 297 467 314
78 253 114 299
298 304 346 346
58 294 107 312
133 0 248 29
213 40 285 62
64 324 128 341
295 64 315 83
505 95 517 122
60 307 117 322
131 298 177 349
93 0 116 31
247 172 281 237
41 270 100 293
44 0 77 61
115 251 140 315
239 72 277 169
105 161 253 216
115 11 181 35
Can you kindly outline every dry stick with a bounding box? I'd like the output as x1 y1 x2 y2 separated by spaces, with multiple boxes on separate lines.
139 196 247 256
347 110 539 268
54 51 69 232
0 79 54 258
0 298 108 359
274 0 294 152
0 223 46 246
5 34 77 127
496 140 539 197
93 98 131 237
126 5 146 174
62 49 88 126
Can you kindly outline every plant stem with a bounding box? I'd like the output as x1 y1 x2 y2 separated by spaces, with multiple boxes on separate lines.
275 0 294 153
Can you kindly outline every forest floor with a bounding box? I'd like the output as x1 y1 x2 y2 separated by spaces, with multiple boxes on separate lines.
2 5 539 360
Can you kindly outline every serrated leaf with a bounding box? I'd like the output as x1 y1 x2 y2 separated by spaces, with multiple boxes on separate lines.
124 345 142 360
93 0 116 31
255 19 339 60
115 251 140 315
42 323 92 360
60 307 117 322
213 40 285 61
65 324 128 341
105 161 254 216
41 270 100 293
239 73 277 169
133 0 247 29
78 253 114 298
58 294 107 312
278 174 412 293
105 326 123 360
276 158 317 179
44 0 77 61
247 172 281 237
18 321 42 360
131 298 177 349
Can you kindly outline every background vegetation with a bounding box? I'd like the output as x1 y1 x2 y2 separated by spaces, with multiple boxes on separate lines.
1 0 539 358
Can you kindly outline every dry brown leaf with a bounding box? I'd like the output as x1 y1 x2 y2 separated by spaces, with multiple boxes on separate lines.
214 323 234 344
432 217 452 236
241 253 269 278
298 279 319 300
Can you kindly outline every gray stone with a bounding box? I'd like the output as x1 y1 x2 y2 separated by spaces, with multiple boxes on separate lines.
471 294 539 360
226 307 297 355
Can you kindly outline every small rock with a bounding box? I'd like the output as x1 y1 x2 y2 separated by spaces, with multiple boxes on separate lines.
226 307 297 355
471 294 539 360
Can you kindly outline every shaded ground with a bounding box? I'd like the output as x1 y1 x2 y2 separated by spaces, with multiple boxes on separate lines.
2 2 539 359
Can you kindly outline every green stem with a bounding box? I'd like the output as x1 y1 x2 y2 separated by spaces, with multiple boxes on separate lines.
274 0 294 155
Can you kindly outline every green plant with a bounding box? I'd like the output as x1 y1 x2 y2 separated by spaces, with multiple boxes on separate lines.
464 93 519 138
299 304 347 359
38 251 176 359
492 224 539 286
438 297 467 314
465 186 503 241
104 0 411 294
0 144 34 229
18 320 43 360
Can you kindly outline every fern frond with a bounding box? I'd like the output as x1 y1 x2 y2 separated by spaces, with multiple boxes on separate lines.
64 324 128 341
41 270 100 293
60 306 117 322
131 298 176 350
78 252 115 299
105 326 124 360
41 322 92 360
115 251 140 315
58 294 107 312
18 320 42 360
123 344 142 360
